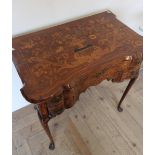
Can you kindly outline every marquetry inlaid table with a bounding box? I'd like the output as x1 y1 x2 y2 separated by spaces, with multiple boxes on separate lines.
12 11 143 150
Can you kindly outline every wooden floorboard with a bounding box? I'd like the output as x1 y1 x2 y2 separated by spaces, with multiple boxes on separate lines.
12 72 143 155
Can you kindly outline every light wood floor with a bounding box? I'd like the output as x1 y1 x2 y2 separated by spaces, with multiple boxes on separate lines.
13 72 143 155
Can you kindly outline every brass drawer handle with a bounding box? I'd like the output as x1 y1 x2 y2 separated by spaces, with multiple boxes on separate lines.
74 44 93 52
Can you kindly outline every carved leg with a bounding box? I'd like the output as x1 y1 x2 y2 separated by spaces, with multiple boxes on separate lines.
37 111 55 150
117 77 137 112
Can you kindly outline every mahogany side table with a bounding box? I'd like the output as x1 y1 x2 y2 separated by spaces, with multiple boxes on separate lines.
12 11 143 150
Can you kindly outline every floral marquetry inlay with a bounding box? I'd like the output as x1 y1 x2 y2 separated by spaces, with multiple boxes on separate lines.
12 11 142 103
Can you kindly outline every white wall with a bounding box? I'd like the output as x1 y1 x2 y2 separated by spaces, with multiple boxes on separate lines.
12 0 143 111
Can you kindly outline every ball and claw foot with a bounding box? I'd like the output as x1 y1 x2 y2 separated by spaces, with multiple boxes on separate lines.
117 106 123 112
49 142 55 150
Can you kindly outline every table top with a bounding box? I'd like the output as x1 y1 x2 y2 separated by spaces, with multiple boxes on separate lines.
12 11 142 103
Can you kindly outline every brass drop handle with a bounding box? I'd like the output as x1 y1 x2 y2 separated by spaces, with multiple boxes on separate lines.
74 44 93 52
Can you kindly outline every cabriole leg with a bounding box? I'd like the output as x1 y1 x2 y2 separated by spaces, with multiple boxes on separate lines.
117 77 137 112
37 103 55 150
37 111 55 150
